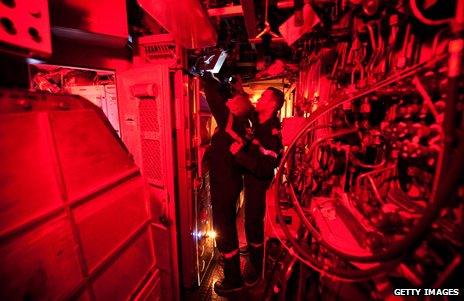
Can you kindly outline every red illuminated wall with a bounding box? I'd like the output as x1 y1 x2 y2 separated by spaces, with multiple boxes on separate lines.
0 93 159 300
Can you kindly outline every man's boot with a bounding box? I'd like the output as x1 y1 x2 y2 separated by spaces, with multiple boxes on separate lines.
214 252 243 296
244 244 263 287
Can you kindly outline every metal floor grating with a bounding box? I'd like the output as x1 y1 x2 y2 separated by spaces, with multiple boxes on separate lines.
183 206 266 301
183 253 266 301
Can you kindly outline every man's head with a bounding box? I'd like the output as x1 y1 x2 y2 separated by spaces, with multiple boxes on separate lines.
226 92 254 117
255 87 285 117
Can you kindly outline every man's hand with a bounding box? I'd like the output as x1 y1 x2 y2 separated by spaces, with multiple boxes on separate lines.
229 141 243 155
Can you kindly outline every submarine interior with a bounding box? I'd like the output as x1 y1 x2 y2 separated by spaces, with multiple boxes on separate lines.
0 0 463 300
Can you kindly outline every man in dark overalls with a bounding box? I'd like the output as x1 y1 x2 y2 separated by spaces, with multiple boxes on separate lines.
230 87 285 287
202 75 254 296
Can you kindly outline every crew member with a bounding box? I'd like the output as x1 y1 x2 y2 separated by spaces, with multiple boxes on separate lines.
202 74 254 296
229 87 285 287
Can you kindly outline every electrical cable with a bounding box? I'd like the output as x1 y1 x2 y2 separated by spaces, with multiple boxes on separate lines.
271 127 463 280
271 53 462 272
409 0 452 26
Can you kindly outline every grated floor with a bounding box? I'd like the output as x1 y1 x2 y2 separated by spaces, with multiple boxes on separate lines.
183 253 266 301
183 206 267 301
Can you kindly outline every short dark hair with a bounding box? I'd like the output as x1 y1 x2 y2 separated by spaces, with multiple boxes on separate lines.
266 87 285 111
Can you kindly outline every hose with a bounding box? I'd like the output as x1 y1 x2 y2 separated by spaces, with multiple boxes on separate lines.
409 0 452 26
272 54 464 269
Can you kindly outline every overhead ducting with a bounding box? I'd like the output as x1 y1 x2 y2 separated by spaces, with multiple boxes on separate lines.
137 0 217 49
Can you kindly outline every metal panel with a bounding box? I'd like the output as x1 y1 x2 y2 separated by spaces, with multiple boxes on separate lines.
0 90 160 301
139 100 164 185
53 0 128 37
141 139 163 184
50 0 128 43
195 174 215 284
174 74 215 289
150 223 175 301
0 215 82 301
139 100 160 132
0 112 61 236
73 177 148 270
137 0 216 49
68 85 105 108
133 268 161 301
50 109 135 201
0 0 51 56
174 74 197 288
72 289 92 301
92 228 155 301
104 85 120 135
193 80 215 285
117 63 180 301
